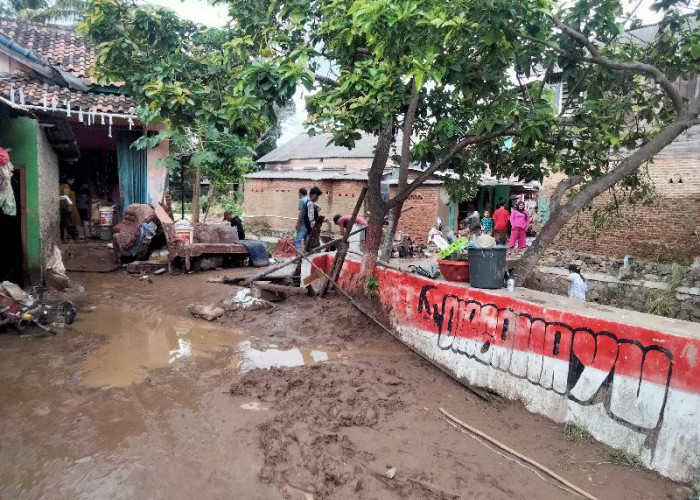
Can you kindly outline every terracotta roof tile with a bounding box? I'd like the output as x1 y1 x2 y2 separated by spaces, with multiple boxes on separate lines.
0 73 136 115
0 17 97 84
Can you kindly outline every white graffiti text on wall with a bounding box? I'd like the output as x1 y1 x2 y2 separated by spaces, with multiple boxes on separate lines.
417 285 673 437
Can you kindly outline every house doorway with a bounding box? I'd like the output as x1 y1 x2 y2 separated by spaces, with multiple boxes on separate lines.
0 168 25 286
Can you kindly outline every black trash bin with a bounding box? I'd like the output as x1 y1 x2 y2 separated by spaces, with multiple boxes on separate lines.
468 247 507 289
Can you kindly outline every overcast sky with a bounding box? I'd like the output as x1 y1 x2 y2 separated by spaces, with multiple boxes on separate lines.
147 0 678 145
152 0 668 29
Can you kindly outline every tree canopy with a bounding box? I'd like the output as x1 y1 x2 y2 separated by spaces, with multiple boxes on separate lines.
80 0 302 195
2 0 86 23
226 0 699 275
83 0 700 274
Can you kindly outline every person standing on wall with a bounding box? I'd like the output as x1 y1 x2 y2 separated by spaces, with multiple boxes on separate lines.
508 201 530 252
294 187 309 251
492 201 509 245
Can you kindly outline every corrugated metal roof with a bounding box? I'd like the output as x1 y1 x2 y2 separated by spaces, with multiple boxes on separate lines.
257 132 385 162
621 24 660 45
621 18 697 45
246 169 444 184
247 170 370 181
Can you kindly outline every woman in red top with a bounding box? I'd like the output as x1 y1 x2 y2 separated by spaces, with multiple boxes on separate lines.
509 201 530 250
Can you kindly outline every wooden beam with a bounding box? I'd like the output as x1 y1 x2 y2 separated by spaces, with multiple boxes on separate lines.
242 225 368 286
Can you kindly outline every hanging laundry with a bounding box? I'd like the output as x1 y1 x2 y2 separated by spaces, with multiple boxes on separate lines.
0 147 16 216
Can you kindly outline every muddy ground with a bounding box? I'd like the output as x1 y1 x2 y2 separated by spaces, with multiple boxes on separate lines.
0 268 688 499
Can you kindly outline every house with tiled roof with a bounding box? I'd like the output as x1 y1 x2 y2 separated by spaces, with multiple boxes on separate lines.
246 132 540 243
0 18 168 285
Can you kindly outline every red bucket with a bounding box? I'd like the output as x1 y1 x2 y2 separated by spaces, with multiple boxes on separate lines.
438 259 470 282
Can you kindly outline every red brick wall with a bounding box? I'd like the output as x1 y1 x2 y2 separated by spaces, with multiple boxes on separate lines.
244 178 440 243
548 157 700 263
390 185 440 244
244 179 367 233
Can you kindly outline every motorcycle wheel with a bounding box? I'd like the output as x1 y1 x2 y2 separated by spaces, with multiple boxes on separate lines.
63 302 78 325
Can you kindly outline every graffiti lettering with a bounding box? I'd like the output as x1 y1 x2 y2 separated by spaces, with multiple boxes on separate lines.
417 285 673 433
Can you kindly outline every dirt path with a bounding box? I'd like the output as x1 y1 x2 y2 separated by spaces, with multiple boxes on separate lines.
0 270 685 499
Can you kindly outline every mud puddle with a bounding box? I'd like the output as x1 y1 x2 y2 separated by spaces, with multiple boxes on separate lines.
238 341 337 373
73 306 400 388
74 305 246 388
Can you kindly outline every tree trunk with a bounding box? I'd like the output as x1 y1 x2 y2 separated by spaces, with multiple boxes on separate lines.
361 219 384 278
379 81 418 263
360 120 394 278
513 98 700 285
202 182 216 223
512 206 572 286
191 164 202 223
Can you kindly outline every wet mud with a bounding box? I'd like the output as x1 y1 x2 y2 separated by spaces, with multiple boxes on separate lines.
0 270 684 499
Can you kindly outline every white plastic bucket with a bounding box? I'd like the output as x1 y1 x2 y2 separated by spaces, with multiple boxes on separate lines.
99 206 115 227
174 227 194 243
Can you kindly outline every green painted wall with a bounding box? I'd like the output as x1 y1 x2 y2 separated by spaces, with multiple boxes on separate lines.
0 117 42 284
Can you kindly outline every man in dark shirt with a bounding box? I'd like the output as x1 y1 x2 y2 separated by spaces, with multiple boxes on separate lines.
223 210 245 240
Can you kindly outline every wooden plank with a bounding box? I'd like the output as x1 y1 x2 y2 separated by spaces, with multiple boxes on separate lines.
155 204 173 224
242 226 368 286
252 282 309 296
19 166 29 286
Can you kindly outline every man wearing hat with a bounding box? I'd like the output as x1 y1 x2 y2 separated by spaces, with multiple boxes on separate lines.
223 210 245 240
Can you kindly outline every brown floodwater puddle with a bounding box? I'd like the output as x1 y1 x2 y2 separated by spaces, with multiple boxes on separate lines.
72 306 401 389
74 305 248 388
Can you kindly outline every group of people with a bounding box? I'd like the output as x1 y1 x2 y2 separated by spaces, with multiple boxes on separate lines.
293 186 368 253
293 186 323 251
457 199 532 252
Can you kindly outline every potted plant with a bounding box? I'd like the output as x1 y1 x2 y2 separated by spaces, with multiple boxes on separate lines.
437 238 471 282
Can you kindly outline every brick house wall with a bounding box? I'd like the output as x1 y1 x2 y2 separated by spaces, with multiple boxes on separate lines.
390 184 440 244
244 179 367 233
545 152 700 263
244 178 441 243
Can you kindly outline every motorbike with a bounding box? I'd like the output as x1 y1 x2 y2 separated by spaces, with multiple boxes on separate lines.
0 285 77 334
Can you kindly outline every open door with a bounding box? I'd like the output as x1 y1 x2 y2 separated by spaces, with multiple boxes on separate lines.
0 167 26 286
